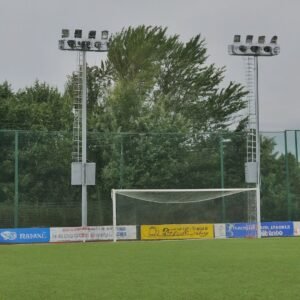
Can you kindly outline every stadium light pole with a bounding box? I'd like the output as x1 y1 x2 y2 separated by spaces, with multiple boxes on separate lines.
59 29 110 227
228 35 280 238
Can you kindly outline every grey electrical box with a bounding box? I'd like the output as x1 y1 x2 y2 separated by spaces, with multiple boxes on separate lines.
85 163 96 185
245 162 257 183
71 162 96 185
71 162 82 185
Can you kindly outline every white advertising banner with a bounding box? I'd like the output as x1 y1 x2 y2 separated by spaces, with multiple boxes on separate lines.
50 226 136 242
214 223 226 239
293 222 300 236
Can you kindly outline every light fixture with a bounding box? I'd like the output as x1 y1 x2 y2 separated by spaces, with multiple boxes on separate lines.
74 29 82 38
81 41 91 50
62 29 69 38
228 35 280 56
273 46 280 55
258 36 265 44
270 36 278 44
250 45 261 54
239 45 247 53
59 29 109 52
234 35 241 43
88 31 96 39
94 41 101 50
101 30 109 40
58 40 65 49
246 35 253 44
67 40 76 48
264 46 271 53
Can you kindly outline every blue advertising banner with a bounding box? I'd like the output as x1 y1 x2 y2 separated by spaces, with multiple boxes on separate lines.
261 222 294 237
226 223 257 238
0 228 50 244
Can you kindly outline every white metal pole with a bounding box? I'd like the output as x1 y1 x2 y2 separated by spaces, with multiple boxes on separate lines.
112 189 117 242
82 50 87 227
254 56 261 238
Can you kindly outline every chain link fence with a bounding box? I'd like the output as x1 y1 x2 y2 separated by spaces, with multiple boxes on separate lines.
0 129 299 227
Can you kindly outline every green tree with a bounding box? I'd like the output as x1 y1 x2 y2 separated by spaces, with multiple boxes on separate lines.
83 26 247 194
88 26 247 134
0 81 78 227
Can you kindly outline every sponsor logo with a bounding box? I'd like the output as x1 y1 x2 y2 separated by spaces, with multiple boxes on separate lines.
19 233 47 240
0 231 17 241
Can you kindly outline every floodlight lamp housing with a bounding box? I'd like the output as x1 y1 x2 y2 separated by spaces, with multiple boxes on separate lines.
58 28 111 52
270 36 278 44
94 41 101 49
101 30 109 40
58 40 64 49
228 35 280 56
246 35 253 43
62 29 69 38
258 36 265 44
273 46 280 55
67 40 76 49
81 41 91 50
74 29 82 38
89 30 96 39
233 35 241 43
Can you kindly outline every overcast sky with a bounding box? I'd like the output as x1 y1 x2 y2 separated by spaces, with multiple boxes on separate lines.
0 0 299 131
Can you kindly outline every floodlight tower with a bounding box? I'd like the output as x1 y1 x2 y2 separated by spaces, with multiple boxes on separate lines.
59 29 110 227
228 35 280 238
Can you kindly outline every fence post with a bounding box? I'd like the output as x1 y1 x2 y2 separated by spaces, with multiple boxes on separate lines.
284 130 292 220
295 130 299 164
219 137 226 223
119 134 124 189
14 130 19 228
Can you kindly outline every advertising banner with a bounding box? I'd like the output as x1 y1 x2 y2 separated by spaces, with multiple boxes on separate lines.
50 226 136 242
261 222 294 237
141 224 214 240
293 222 300 236
214 224 226 239
226 223 257 238
0 228 50 244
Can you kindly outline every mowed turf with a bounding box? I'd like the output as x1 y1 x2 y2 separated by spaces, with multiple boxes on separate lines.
0 238 300 300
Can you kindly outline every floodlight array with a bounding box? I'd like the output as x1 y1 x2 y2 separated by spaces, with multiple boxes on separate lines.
228 35 280 56
58 29 110 52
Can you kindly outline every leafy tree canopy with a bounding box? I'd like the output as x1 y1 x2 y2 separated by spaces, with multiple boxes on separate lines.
86 25 247 134
0 81 72 131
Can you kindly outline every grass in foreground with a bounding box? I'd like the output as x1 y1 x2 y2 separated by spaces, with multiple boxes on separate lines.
0 238 300 300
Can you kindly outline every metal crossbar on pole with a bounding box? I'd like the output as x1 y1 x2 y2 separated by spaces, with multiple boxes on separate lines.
14 130 19 228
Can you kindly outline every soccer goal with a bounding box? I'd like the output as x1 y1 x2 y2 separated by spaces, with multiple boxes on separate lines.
111 188 259 242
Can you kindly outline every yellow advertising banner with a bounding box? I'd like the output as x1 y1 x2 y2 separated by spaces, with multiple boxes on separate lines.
141 224 214 240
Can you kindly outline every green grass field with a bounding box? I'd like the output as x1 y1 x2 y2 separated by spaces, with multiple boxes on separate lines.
1 238 300 300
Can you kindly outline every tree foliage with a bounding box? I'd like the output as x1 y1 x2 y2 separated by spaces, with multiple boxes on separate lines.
87 25 247 134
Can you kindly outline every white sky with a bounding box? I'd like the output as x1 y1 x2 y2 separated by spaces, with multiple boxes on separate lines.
0 0 299 131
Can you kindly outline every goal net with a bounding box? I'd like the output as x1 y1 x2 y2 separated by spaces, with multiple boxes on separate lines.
111 188 259 241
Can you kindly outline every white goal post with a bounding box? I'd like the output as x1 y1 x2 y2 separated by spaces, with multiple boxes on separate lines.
111 188 259 242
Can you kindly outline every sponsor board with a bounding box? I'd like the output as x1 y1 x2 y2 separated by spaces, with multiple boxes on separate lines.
226 223 257 238
141 224 214 240
294 222 300 236
226 222 294 238
0 228 50 244
214 224 226 239
261 222 294 237
50 226 136 242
